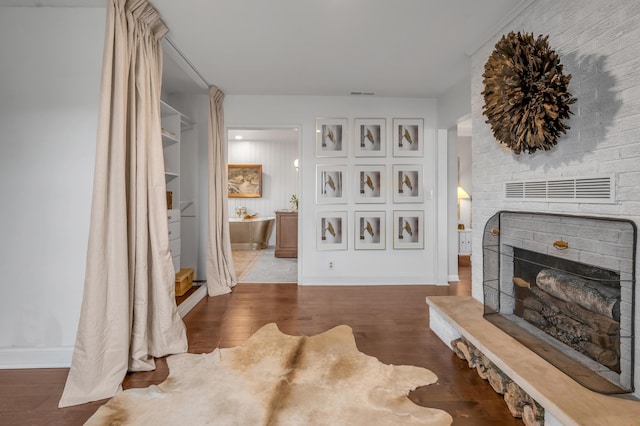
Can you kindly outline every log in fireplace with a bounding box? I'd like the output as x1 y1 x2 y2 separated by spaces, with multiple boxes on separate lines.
482 211 635 394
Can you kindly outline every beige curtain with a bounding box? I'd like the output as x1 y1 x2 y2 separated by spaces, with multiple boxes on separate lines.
59 0 187 408
205 86 237 296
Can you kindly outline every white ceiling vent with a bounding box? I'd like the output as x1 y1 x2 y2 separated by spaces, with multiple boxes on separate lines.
504 175 615 203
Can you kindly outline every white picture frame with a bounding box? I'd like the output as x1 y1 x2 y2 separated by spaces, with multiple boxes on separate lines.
354 211 386 250
354 118 386 157
316 118 348 157
393 118 424 157
392 164 423 203
393 210 424 249
353 165 386 204
317 211 348 250
316 165 347 204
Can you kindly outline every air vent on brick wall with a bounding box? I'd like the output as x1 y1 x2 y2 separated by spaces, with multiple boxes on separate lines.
504 175 614 203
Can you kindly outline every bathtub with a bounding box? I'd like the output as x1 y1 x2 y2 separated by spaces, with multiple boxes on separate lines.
229 216 275 250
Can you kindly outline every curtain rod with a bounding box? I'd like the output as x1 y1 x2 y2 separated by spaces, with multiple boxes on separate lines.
164 36 211 90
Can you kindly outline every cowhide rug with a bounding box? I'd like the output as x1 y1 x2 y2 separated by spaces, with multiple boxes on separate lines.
85 323 452 425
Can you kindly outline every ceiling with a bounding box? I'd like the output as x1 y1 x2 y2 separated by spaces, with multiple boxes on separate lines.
151 0 531 98
4 0 531 98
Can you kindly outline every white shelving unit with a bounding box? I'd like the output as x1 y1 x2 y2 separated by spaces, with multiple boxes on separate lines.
161 38 207 316
161 100 183 273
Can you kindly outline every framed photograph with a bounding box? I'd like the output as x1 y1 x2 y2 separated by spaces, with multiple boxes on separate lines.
393 210 424 249
354 118 386 157
316 118 348 157
317 211 348 250
316 165 347 204
227 164 262 198
393 118 424 157
353 165 386 204
392 164 423 203
355 211 386 250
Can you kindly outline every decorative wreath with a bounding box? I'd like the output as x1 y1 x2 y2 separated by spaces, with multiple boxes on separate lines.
482 31 576 154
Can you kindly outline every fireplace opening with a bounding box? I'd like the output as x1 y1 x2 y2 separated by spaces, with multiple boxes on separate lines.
482 211 635 394
513 247 621 373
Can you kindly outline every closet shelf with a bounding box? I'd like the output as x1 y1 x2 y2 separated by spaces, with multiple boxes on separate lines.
165 171 179 182
181 115 195 130
162 131 179 147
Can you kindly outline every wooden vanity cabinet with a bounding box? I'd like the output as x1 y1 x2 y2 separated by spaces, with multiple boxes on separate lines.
275 211 298 258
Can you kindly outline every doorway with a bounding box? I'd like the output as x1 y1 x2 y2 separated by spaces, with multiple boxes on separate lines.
456 117 472 231
226 127 300 283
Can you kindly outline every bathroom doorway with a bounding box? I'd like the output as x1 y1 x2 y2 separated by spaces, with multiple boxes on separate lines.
226 127 300 283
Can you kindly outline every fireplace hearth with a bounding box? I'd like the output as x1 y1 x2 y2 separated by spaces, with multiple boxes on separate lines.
483 211 635 394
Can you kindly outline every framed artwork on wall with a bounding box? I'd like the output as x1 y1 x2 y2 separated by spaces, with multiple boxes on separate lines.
317 211 348 250
392 164 423 203
354 118 386 157
316 118 348 157
316 165 347 204
393 210 424 249
353 165 386 204
354 211 386 250
392 118 423 157
227 164 262 198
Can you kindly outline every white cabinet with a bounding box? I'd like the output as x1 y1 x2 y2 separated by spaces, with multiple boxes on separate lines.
458 229 472 255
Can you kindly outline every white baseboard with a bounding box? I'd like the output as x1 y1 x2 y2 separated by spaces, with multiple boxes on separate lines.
0 346 73 369
448 274 460 282
298 277 449 286
0 285 208 370
177 284 207 318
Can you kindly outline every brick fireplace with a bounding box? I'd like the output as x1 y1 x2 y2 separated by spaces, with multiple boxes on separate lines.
482 211 635 394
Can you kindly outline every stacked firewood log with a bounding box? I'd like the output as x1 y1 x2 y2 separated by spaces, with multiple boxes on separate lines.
519 269 621 372
452 336 545 426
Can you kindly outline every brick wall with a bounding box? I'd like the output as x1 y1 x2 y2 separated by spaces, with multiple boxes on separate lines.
471 0 640 396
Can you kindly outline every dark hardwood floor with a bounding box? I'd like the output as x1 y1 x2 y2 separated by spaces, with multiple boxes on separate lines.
0 255 521 425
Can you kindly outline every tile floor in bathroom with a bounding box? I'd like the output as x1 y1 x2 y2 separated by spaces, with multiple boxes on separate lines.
240 247 297 283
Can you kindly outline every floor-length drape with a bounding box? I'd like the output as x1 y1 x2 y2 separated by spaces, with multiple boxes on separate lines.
59 0 187 407
206 86 237 296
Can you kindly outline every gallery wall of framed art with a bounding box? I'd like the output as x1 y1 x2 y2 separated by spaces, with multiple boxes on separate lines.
313 116 429 252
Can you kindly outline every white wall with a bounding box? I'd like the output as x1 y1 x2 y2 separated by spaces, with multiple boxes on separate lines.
447 128 459 281
437 76 471 130
438 78 472 281
223 95 447 285
227 134 299 246
194 94 210 281
470 0 640 396
0 7 105 367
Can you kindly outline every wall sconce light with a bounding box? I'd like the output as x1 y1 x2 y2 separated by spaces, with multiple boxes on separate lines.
457 186 470 200
294 158 299 171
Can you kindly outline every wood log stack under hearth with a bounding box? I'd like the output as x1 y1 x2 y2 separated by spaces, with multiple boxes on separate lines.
452 336 545 426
